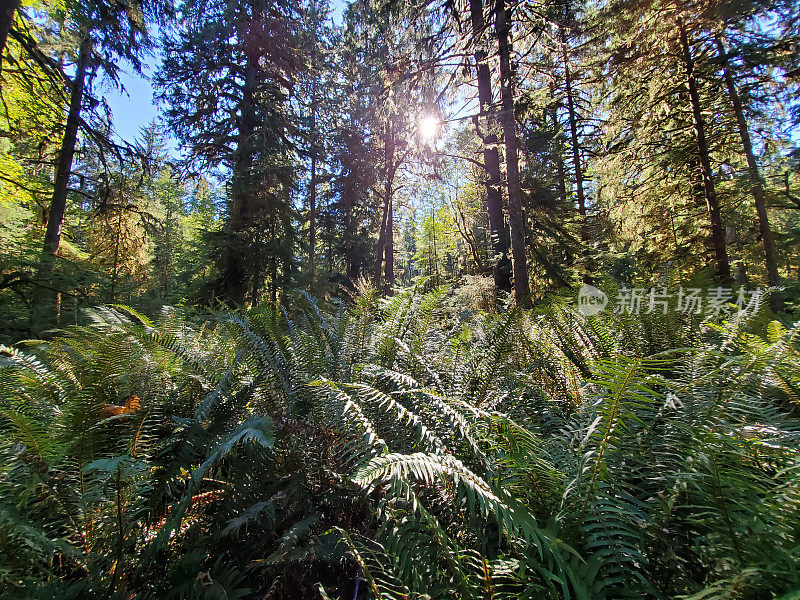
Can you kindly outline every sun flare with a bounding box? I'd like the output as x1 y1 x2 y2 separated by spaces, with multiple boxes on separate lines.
419 115 439 140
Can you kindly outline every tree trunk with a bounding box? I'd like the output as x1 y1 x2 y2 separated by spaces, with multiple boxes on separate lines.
678 18 731 283
307 10 319 280
495 0 531 307
343 206 359 285
561 30 587 233
549 82 567 206
715 36 780 308
109 206 123 303
230 53 257 231
163 186 174 298
373 175 394 288
221 49 258 304
308 101 317 278
469 0 511 293
31 37 89 331
0 0 19 72
33 36 90 332
384 197 394 290
41 38 89 264
374 123 396 288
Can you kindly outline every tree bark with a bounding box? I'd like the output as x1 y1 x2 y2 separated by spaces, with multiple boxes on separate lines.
715 36 780 308
677 18 731 284
31 36 89 331
307 7 319 280
561 30 587 233
384 196 394 290
308 101 317 278
374 122 396 289
41 38 89 263
221 48 258 304
469 0 511 293
230 52 257 231
374 194 389 286
548 82 567 206
494 0 531 307
0 0 19 71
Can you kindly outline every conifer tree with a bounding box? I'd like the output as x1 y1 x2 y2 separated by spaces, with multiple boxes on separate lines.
494 0 532 306
157 0 301 305
33 0 164 327
466 0 512 293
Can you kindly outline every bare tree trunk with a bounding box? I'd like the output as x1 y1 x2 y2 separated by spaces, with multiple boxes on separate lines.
308 103 317 277
715 36 780 308
548 82 567 206
384 197 394 290
469 0 511 293
373 173 394 287
0 0 18 72
307 8 319 280
229 52 257 231
561 30 587 234
33 36 90 330
42 38 89 264
374 123 396 289
495 0 531 307
678 18 731 283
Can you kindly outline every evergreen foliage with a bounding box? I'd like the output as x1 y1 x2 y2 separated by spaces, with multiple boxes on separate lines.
1 284 798 598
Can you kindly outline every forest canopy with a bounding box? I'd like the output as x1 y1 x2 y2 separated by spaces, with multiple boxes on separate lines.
1 0 800 597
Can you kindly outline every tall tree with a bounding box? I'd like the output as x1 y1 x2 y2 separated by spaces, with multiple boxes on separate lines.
715 34 779 302
494 0 531 307
373 116 409 291
592 0 739 282
338 0 445 292
299 0 334 282
40 38 90 274
677 16 731 283
0 0 18 68
157 0 300 305
559 25 587 237
467 0 511 293
34 0 161 326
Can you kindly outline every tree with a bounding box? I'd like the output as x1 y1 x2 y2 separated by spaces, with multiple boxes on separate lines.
467 0 511 293
34 0 163 326
298 0 335 285
157 0 301 305
591 0 741 283
0 0 19 69
558 22 588 240
677 16 731 283
336 0 447 293
714 32 780 305
494 0 532 306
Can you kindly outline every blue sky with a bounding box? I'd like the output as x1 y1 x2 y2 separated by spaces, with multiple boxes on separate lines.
104 62 162 147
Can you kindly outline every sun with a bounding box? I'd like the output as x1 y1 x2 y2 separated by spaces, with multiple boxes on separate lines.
419 115 439 141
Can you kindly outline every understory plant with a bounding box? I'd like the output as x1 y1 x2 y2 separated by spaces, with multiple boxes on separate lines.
0 282 798 599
